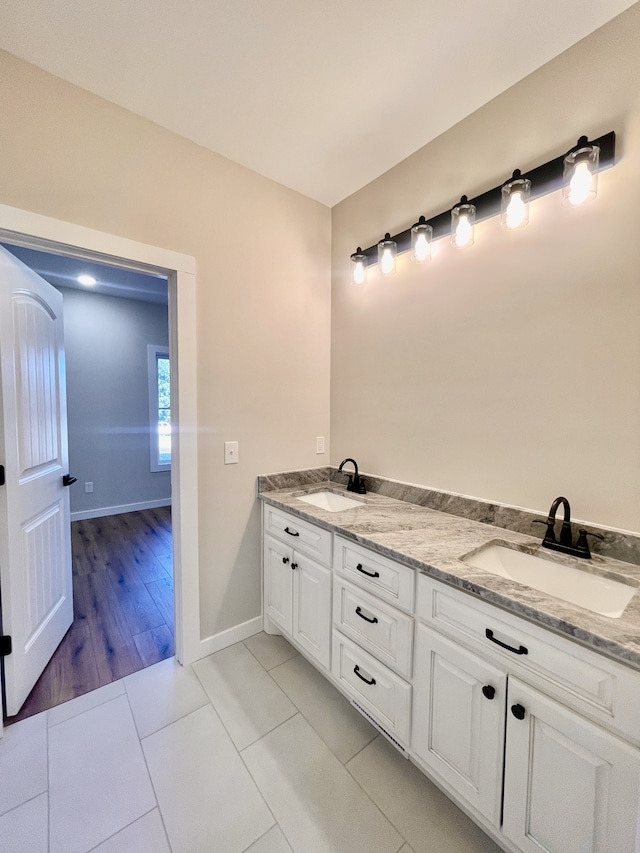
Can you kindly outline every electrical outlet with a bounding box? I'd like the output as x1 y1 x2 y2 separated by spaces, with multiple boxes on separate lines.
224 441 239 464
84 482 94 493
316 436 325 454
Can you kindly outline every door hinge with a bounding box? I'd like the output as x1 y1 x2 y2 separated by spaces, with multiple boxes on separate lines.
0 635 12 657
0 464 4 486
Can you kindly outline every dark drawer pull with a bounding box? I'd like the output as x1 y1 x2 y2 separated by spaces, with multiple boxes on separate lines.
356 562 380 578
485 628 528 656
353 665 376 686
482 685 496 700
284 527 300 537
355 606 378 624
511 703 526 720
291 562 298 571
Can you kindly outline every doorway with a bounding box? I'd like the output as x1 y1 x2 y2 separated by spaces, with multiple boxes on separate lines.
0 203 201 736
2 244 176 722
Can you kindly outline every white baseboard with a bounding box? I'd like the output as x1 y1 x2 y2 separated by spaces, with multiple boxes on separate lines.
70 498 171 521
191 616 263 663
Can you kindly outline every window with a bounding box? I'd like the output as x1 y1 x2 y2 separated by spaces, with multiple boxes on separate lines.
148 344 171 472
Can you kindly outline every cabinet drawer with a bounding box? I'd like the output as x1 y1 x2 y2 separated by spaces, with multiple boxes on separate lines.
263 504 332 567
417 574 640 744
334 536 415 612
333 577 413 679
332 630 411 744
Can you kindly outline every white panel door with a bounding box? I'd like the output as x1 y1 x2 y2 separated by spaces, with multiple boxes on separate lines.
292 554 331 669
412 624 506 826
503 678 640 853
264 533 293 634
0 245 73 717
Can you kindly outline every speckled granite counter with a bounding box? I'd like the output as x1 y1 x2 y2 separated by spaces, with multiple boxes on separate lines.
259 482 640 671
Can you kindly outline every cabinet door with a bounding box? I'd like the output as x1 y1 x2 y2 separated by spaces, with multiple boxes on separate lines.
264 534 293 635
412 624 506 826
503 678 640 853
292 554 331 669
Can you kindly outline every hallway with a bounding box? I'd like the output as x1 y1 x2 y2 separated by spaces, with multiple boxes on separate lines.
6 507 173 725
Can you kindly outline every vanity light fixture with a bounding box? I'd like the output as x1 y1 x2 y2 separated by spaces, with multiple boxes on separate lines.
562 136 600 206
350 247 368 286
451 196 476 248
349 131 615 280
378 233 397 276
501 169 531 230
411 216 433 263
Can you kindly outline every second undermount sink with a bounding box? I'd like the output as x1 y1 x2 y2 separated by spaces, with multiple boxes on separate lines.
462 543 636 618
296 490 364 512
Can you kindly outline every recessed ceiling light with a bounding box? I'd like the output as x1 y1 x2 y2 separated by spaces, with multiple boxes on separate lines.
77 274 96 286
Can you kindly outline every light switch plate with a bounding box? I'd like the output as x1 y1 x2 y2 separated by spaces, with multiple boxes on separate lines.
224 441 239 464
316 436 325 454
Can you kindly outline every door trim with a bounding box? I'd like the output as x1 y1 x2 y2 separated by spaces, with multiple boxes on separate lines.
0 203 200 733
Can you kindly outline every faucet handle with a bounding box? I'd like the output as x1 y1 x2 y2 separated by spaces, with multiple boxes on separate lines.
532 518 556 543
575 529 604 558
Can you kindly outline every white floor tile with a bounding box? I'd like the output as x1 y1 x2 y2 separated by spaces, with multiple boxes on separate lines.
0 793 48 853
124 656 209 738
143 704 274 853
193 642 296 749
270 654 377 763
0 711 48 816
244 824 293 853
49 694 156 853
244 632 299 671
48 680 125 727
242 713 403 853
347 736 502 853
89 809 170 853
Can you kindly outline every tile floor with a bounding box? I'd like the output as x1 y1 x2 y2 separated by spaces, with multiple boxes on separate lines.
0 632 503 853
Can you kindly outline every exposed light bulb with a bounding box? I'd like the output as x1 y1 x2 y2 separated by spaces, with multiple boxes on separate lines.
505 191 526 229
353 260 365 285
568 160 592 206
77 274 96 286
380 247 395 275
454 214 473 248
413 233 430 263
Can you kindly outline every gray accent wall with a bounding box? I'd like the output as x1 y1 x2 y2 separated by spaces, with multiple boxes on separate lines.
58 286 171 517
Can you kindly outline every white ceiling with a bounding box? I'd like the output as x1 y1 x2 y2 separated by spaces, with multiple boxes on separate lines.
0 0 636 206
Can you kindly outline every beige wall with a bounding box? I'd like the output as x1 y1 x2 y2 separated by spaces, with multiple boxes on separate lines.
331 4 640 533
0 49 331 638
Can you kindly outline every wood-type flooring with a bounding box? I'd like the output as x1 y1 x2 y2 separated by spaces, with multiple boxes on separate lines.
5 506 173 725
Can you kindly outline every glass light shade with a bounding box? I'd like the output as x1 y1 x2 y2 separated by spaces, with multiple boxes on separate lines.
411 217 433 263
377 233 397 276
350 248 367 286
501 172 531 230
451 197 476 248
562 141 599 206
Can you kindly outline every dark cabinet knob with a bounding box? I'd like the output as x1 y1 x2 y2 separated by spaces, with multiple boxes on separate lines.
482 685 496 700
511 703 526 720
291 562 298 571
282 556 289 565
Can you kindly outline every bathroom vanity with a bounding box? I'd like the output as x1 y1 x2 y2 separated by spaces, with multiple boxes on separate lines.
260 477 640 853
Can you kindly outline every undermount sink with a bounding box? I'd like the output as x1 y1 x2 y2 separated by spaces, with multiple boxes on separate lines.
462 543 636 619
296 490 364 512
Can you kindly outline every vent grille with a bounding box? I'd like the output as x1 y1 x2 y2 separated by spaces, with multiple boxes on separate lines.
351 700 409 758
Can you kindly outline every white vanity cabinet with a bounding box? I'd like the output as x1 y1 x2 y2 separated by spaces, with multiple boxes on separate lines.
413 574 640 853
263 507 332 670
502 678 640 853
331 536 414 745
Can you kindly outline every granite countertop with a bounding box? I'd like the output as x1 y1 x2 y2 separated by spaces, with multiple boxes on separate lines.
259 482 640 672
